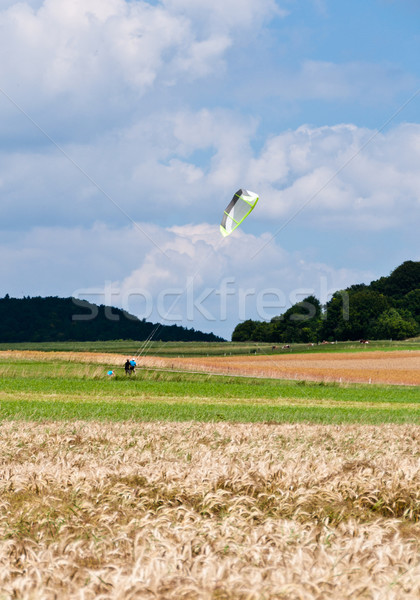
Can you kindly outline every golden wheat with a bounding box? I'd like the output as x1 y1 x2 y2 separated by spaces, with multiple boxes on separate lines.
0 422 419 599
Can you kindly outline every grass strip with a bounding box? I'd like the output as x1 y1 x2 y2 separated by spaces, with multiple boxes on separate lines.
0 373 419 404
0 398 419 424
2 390 418 411
1 338 420 355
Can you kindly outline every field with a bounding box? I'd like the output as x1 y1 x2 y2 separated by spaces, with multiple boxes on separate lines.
1 346 420 386
0 337 419 356
0 347 419 598
0 422 419 599
1 351 420 424
139 350 420 386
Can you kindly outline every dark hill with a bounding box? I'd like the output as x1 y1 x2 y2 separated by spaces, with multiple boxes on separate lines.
0 296 224 343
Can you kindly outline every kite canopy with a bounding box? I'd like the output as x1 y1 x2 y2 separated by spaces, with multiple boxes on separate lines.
220 189 259 237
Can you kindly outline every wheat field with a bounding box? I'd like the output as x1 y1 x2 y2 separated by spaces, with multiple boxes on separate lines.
0 421 419 599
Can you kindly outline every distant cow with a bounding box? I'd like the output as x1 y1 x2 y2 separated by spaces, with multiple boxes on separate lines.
360 339 369 344
282 344 290 349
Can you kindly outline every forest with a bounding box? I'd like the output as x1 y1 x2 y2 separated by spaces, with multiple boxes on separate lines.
232 261 420 343
0 296 223 343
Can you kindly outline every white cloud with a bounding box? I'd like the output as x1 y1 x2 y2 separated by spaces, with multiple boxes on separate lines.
0 3 212 145
0 107 258 227
248 122 420 231
171 35 232 78
0 221 372 337
1 116 420 237
0 1 185 101
111 223 374 336
0 0 279 130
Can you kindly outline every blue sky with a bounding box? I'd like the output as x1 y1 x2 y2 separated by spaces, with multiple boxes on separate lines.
0 0 419 338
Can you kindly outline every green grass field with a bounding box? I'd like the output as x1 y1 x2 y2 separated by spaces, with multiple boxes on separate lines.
1 337 419 356
1 356 418 424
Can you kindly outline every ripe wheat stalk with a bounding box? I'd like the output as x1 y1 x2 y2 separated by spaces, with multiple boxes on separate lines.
0 421 419 599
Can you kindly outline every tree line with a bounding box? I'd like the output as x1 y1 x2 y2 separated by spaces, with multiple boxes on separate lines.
0 296 224 343
232 261 420 343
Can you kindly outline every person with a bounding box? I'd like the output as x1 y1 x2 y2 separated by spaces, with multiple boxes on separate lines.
124 359 131 375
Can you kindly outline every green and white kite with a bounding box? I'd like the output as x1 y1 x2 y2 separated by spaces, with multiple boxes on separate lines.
220 189 259 237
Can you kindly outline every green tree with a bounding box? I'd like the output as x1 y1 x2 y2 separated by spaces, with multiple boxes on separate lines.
322 290 389 340
400 289 420 326
232 319 257 342
321 291 349 341
251 321 272 342
270 296 322 343
370 261 420 299
374 308 419 340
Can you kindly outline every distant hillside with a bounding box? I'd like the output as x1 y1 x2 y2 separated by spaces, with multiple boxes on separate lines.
0 296 224 343
232 260 420 343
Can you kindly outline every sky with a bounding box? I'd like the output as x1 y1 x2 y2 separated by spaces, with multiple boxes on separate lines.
0 0 419 338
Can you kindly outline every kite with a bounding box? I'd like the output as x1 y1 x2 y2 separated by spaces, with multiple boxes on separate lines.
220 189 259 237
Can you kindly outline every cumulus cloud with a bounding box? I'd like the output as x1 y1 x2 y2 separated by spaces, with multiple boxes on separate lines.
0 0 279 137
0 106 258 229
0 1 176 96
248 122 420 231
74 223 377 337
0 221 372 337
2 114 419 237
1 2 417 236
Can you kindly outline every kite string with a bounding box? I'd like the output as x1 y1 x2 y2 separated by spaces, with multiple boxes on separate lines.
133 234 226 361
133 189 258 362
134 236 223 360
